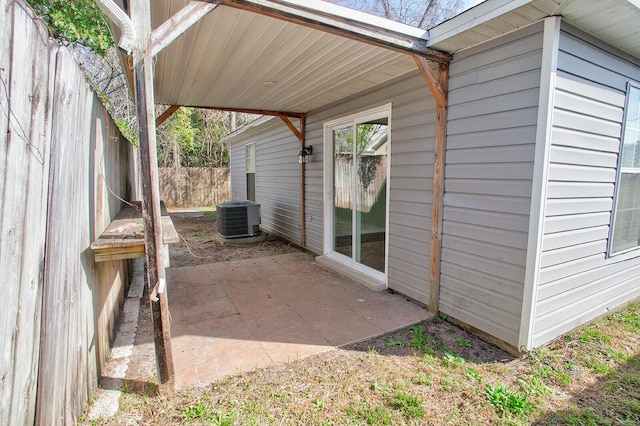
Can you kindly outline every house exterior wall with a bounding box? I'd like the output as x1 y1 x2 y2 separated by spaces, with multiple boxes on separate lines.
439 23 544 347
532 25 640 346
228 121 302 244
303 70 437 304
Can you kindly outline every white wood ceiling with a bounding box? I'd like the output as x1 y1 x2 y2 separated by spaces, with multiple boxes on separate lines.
151 2 417 112
125 0 639 114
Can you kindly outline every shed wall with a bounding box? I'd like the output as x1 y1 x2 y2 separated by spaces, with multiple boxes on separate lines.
230 139 247 201
533 26 640 346
439 23 543 347
229 121 302 244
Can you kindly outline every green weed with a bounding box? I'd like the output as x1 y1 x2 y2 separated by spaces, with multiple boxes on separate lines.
390 391 425 419
384 337 404 347
414 371 433 386
485 383 533 417
464 367 482 382
181 400 235 425
456 337 472 348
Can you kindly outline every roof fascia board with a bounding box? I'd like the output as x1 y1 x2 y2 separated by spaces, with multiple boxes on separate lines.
150 1 220 57
428 0 535 50
219 0 451 62
221 115 278 143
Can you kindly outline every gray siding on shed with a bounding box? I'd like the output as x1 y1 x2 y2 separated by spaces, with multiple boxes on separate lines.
533 27 640 346
439 23 543 347
228 121 302 244
229 140 247 201
303 70 437 304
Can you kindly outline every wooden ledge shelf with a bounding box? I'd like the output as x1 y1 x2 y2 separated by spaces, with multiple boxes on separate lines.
91 201 179 263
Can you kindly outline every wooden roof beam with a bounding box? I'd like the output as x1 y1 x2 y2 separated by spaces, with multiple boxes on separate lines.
156 105 180 127
188 105 304 118
219 0 452 63
151 1 220 57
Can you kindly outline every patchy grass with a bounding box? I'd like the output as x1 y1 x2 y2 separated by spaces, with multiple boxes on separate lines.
82 302 640 425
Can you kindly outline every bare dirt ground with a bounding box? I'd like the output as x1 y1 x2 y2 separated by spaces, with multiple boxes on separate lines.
168 209 299 266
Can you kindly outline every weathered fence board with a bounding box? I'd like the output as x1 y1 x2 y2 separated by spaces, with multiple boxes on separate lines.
159 166 230 207
1 1 138 424
0 3 52 425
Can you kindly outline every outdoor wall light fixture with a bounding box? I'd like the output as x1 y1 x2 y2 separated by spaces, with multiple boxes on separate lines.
299 146 313 164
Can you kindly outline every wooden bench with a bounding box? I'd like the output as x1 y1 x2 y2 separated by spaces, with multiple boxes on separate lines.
91 201 179 264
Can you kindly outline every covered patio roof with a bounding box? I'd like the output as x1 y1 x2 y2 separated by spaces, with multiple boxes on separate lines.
105 0 640 116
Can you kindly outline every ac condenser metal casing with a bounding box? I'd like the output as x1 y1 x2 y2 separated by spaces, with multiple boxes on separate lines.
216 200 261 238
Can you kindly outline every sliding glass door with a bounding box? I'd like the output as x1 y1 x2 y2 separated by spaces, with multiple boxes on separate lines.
327 106 390 275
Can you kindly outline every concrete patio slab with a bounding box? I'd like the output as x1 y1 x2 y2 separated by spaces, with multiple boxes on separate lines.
165 251 431 388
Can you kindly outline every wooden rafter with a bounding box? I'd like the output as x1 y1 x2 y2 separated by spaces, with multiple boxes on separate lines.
220 0 452 63
150 1 220 57
278 115 303 142
156 105 180 127
413 55 446 109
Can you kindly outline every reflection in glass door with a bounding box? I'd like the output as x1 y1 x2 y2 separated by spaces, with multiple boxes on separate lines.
332 117 388 273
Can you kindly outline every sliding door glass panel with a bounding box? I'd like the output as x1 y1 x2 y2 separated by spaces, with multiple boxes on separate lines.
333 125 353 258
355 119 388 272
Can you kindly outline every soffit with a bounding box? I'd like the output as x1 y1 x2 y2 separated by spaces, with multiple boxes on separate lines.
429 0 640 60
150 2 418 113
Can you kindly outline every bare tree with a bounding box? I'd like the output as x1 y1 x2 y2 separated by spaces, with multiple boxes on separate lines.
328 0 464 29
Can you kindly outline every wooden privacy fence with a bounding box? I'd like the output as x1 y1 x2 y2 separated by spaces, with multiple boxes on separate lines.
0 1 139 424
159 166 230 207
334 156 387 213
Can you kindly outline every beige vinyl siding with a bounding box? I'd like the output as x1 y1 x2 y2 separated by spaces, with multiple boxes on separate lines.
439 23 543 347
533 26 640 346
303 70 436 303
228 122 301 243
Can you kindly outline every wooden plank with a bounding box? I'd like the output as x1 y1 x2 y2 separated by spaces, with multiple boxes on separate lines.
429 61 449 314
94 246 146 262
150 1 219 57
38 47 92 425
133 50 175 391
90 201 179 252
1 3 51 424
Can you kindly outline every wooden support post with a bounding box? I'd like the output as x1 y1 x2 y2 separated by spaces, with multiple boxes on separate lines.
415 55 449 313
134 52 175 392
428 61 449 314
299 114 306 247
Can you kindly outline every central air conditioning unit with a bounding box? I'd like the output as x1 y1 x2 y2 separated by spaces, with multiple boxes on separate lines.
216 200 261 238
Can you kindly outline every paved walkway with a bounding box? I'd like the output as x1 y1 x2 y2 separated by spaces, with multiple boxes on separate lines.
167 252 430 388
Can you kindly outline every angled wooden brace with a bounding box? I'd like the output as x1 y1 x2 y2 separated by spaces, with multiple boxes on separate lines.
151 1 221 57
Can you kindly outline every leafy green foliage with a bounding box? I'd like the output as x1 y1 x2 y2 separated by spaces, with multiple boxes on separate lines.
485 383 534 417
27 0 113 55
